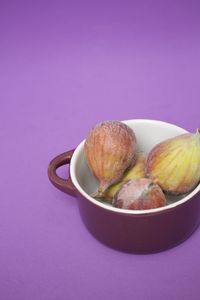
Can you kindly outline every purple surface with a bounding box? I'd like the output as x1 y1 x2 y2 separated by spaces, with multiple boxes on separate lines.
1 1 200 299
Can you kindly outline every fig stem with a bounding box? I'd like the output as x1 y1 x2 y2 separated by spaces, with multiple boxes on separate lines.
91 189 104 198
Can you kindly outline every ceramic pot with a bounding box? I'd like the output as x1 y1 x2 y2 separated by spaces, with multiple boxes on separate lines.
48 119 200 253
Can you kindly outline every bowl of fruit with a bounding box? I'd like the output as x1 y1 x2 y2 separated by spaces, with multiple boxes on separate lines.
48 119 200 253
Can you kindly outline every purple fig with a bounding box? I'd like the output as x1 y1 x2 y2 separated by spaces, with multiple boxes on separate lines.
113 178 167 210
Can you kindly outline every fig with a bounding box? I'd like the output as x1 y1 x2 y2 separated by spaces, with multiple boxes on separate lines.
113 178 167 210
146 129 200 195
104 152 146 201
84 121 136 197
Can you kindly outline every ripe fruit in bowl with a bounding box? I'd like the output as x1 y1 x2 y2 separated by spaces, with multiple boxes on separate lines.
84 121 137 197
146 129 200 195
113 178 167 210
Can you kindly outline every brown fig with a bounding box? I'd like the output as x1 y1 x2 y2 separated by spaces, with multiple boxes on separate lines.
146 129 200 195
84 121 137 197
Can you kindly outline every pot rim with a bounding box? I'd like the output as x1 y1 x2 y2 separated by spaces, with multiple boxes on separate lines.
70 119 200 215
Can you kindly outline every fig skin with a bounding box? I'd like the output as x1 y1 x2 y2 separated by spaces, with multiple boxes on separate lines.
146 129 200 195
84 121 137 197
113 178 167 210
104 152 146 201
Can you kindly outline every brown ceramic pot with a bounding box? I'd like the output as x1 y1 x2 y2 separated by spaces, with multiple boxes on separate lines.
48 120 200 253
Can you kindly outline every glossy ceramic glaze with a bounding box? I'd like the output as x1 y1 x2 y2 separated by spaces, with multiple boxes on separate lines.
48 119 200 253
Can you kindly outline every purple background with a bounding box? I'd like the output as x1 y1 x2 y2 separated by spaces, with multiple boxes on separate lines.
1 1 200 299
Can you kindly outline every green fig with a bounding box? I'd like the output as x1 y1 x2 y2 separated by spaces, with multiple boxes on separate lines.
146 129 200 195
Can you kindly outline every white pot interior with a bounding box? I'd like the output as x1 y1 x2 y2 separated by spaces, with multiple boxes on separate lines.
70 119 200 214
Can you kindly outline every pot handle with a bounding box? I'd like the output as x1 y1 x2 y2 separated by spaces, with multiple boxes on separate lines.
48 149 77 197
